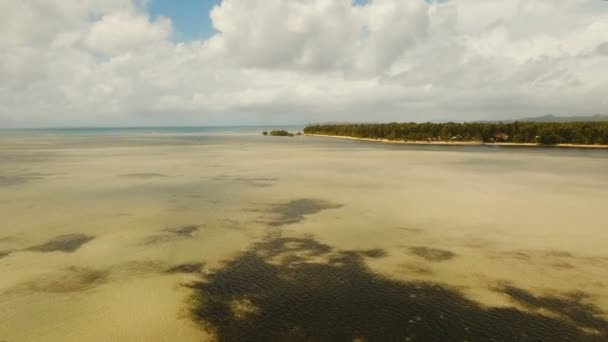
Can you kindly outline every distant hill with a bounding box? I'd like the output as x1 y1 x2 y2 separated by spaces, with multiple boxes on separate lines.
518 114 608 122
311 115 608 126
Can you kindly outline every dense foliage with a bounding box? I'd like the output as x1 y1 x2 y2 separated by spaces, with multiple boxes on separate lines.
304 122 608 145
268 130 294 137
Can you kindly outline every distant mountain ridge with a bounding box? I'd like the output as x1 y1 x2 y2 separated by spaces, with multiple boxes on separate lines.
518 114 608 122
309 115 608 126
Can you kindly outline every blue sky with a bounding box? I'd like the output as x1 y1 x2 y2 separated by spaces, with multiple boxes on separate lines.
147 0 219 41
148 0 370 41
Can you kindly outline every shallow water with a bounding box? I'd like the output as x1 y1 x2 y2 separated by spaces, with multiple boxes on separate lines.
1 129 607 341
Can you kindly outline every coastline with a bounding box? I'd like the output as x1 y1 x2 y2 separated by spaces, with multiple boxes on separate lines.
305 134 608 149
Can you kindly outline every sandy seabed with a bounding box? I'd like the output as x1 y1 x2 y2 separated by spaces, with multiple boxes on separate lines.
1 131 607 341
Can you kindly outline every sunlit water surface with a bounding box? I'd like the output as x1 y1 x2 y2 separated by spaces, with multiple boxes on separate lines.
1 128 607 341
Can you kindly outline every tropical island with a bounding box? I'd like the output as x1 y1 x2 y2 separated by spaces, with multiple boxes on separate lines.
263 130 302 137
303 121 608 148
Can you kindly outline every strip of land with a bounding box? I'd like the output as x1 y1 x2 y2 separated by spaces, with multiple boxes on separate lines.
303 121 608 149
305 134 608 149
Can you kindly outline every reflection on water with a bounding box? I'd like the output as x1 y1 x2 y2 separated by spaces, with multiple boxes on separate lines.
0 130 607 341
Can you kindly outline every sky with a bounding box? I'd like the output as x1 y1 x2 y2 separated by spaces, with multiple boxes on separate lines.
148 0 218 41
1 0 607 127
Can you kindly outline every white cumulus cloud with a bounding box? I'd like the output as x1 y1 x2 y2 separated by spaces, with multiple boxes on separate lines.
0 0 607 127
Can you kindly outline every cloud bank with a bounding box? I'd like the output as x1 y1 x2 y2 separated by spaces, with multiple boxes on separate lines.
1 0 607 127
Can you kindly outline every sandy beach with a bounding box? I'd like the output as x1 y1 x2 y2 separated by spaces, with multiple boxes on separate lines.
305 133 608 149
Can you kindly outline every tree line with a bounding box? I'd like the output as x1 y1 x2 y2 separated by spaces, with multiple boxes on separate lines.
263 130 303 137
304 121 608 145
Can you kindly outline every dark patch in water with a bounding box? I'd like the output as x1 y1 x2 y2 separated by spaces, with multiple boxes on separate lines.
501 285 607 332
120 173 169 179
0 173 48 186
233 177 277 182
546 250 574 258
409 246 456 262
27 234 95 253
234 177 277 188
352 248 387 258
399 262 434 275
249 183 274 188
0 151 55 163
165 263 205 274
186 235 607 341
0 236 17 243
503 251 531 260
0 250 13 259
213 175 277 188
142 225 201 245
25 266 109 293
396 226 423 233
142 235 176 245
164 225 200 237
553 262 575 269
264 199 343 226
222 219 245 231
463 238 495 249
118 260 168 275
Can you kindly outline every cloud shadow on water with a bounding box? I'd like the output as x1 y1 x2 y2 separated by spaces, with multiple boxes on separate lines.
186 235 607 342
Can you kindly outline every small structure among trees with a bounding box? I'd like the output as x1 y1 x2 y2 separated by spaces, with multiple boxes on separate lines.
494 133 509 142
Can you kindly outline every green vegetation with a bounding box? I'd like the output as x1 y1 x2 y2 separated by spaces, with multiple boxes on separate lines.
304 122 608 145
267 130 295 137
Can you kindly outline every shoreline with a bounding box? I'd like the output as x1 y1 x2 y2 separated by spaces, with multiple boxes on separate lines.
305 134 608 149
